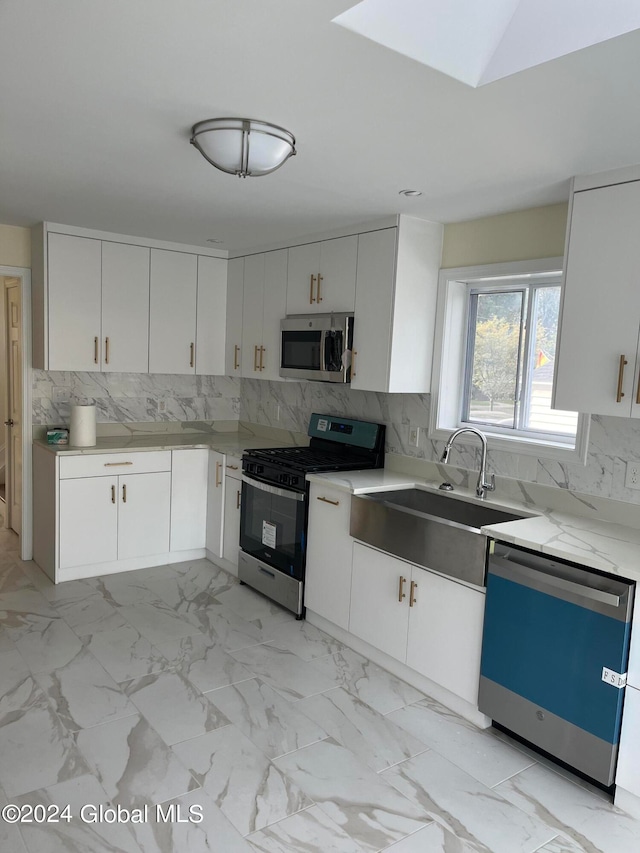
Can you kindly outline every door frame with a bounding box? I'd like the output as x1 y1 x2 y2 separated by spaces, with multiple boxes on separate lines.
0 265 32 560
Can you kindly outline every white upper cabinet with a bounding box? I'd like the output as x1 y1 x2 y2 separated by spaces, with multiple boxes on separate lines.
352 217 443 393
286 236 357 315
196 255 228 376
149 249 198 375
554 177 640 417
101 241 150 373
225 257 244 375
241 249 287 380
47 233 102 372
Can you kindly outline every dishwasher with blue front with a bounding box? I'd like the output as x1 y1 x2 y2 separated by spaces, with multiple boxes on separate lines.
479 541 635 789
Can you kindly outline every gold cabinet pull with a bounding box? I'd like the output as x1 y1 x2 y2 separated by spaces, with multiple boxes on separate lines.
111 485 116 504
105 336 110 365
309 274 316 304
259 346 265 371
254 345 260 372
226 464 239 471
215 460 222 487
352 350 357 379
104 461 133 467
398 575 407 603
617 354 628 402
236 489 241 510
234 344 240 371
317 273 323 303
122 484 127 503
409 580 418 607
317 496 340 506
190 342 195 368
94 336 99 364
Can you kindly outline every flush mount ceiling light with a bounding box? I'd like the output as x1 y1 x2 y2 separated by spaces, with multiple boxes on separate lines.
399 189 423 197
190 118 296 178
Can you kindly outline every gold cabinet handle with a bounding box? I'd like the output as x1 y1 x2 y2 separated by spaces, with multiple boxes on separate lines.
111 485 116 504
226 464 239 471
398 575 407 603
617 354 628 402
122 484 127 503
190 342 195 368
254 344 260 372
352 350 357 379
234 344 240 371
236 489 241 510
317 496 340 506
309 274 316 304
215 460 222 487
94 336 99 364
105 336 110 365
259 346 265 371
317 273 323 303
409 580 418 607
104 461 133 467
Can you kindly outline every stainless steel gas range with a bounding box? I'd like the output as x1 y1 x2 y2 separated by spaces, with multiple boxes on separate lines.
238 413 385 618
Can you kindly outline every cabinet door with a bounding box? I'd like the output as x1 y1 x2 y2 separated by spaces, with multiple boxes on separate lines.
149 249 198 374
196 256 227 376
318 236 357 312
351 229 396 392
261 249 288 381
241 254 265 377
225 257 244 375
48 233 102 371
118 472 171 560
305 484 354 630
222 475 242 570
101 241 150 373
616 686 640 797
59 476 118 569
350 543 409 661
286 242 321 314
554 181 640 416
170 449 208 552
406 569 485 705
206 451 225 558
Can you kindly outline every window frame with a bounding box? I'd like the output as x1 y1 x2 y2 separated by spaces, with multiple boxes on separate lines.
429 258 590 463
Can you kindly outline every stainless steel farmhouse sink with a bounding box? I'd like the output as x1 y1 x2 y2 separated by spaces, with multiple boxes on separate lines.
350 488 527 586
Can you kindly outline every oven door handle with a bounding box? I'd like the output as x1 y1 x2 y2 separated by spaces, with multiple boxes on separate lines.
242 474 306 501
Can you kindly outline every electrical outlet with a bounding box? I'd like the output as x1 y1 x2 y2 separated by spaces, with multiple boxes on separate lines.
52 386 70 403
158 399 167 414
409 425 420 447
625 461 640 490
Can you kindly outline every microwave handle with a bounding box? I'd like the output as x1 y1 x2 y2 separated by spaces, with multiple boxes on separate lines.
320 330 329 370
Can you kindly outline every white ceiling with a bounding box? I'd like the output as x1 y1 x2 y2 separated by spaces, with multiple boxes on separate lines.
2 0 640 252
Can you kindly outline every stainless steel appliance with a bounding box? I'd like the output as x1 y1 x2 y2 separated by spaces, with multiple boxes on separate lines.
239 413 385 617
280 313 354 382
479 541 635 789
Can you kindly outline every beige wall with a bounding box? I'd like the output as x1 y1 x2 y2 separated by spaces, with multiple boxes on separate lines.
441 203 568 268
0 224 31 269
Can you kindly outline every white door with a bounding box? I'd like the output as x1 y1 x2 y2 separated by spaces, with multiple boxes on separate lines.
47 233 102 371
406 569 485 705
351 229 396 392
118 472 171 560
59 476 118 568
225 257 244 375
206 450 225 557
101 241 150 373
222 475 242 569
196 256 227 375
286 242 321 314
304 483 354 630
170 449 208 551
5 281 22 535
241 253 265 377
318 236 358 312
350 543 410 662
149 249 198 374
554 181 640 416
261 249 288 381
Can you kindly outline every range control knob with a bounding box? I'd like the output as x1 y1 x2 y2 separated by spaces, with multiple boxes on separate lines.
279 473 290 485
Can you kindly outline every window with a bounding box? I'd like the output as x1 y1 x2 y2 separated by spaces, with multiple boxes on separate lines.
431 259 589 462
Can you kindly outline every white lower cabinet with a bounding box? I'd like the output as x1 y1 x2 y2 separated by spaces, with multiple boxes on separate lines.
222 466 242 570
206 451 225 559
170 449 208 551
616 686 640 798
304 483 354 630
117 473 171 559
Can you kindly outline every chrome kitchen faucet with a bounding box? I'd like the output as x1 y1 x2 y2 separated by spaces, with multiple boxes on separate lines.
440 427 495 500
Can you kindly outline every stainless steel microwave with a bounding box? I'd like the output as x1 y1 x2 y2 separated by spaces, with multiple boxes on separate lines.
280 313 354 382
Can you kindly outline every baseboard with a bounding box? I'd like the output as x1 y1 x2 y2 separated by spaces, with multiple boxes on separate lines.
205 550 239 577
614 786 640 819
54 548 208 583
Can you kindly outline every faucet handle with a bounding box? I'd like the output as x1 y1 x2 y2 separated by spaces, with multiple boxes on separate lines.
485 473 496 493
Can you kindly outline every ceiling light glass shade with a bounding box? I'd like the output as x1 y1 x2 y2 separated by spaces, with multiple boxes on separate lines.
190 118 296 177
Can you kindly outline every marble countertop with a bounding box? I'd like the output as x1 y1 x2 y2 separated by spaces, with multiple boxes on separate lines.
307 469 640 583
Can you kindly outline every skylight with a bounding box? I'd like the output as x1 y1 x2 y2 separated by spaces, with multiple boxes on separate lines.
333 0 640 87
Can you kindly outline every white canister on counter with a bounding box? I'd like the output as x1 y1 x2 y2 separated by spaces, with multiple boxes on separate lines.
69 404 97 447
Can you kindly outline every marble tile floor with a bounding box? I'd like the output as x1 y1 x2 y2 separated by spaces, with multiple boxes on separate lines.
0 537 639 852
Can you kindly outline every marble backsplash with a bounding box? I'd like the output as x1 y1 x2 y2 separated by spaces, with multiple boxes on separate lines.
240 378 640 507
33 371 241 426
